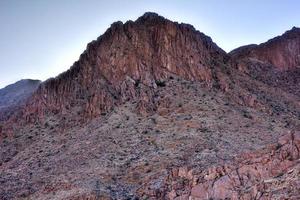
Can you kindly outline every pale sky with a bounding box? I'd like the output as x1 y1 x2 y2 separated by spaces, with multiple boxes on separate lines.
0 0 299 88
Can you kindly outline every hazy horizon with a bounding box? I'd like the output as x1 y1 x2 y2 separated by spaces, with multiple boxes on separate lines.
1 0 300 88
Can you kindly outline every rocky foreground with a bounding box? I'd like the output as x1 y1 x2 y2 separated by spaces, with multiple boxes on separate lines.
140 131 300 199
0 13 299 199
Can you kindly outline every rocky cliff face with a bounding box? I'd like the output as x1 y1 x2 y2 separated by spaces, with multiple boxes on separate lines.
20 12 227 123
230 27 300 70
0 79 40 121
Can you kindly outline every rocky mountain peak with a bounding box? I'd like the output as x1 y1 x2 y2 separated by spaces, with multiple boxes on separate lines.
284 26 300 36
14 12 228 123
136 12 163 22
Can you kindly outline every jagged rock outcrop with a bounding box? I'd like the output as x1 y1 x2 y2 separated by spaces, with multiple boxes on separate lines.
139 130 300 199
230 27 300 70
15 12 228 123
0 79 40 121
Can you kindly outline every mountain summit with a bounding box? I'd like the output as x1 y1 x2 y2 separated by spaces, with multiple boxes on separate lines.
20 12 228 122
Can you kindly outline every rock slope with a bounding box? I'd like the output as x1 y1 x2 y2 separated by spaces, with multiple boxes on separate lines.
1 77 293 200
140 131 300 199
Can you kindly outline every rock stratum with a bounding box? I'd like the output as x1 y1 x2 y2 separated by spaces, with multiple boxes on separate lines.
0 13 299 200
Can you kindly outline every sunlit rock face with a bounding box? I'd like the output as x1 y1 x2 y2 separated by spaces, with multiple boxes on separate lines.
19 12 227 121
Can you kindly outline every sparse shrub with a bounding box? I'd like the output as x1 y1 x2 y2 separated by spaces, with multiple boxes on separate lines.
198 127 210 133
150 117 156 124
44 122 49 128
242 110 253 119
268 125 274 131
155 80 166 87
134 79 141 87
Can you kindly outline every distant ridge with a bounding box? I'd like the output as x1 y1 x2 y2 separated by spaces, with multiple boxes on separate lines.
0 79 41 120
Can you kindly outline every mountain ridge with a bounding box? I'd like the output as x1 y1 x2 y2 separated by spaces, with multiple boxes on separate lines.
230 26 300 70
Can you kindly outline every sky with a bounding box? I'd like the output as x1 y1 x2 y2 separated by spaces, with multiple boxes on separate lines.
0 0 300 88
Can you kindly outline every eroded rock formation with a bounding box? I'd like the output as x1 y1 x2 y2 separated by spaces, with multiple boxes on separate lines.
18 12 227 123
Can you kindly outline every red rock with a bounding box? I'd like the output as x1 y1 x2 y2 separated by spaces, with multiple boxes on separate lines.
173 194 189 200
190 183 209 199
7 12 227 125
178 167 188 178
147 131 300 199
230 27 300 70
167 190 177 199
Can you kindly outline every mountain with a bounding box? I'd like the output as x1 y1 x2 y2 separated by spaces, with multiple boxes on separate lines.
0 79 41 121
230 26 300 70
230 27 300 96
18 12 228 123
0 13 299 200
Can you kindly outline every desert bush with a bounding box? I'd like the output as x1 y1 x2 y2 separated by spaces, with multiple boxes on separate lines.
156 80 166 87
